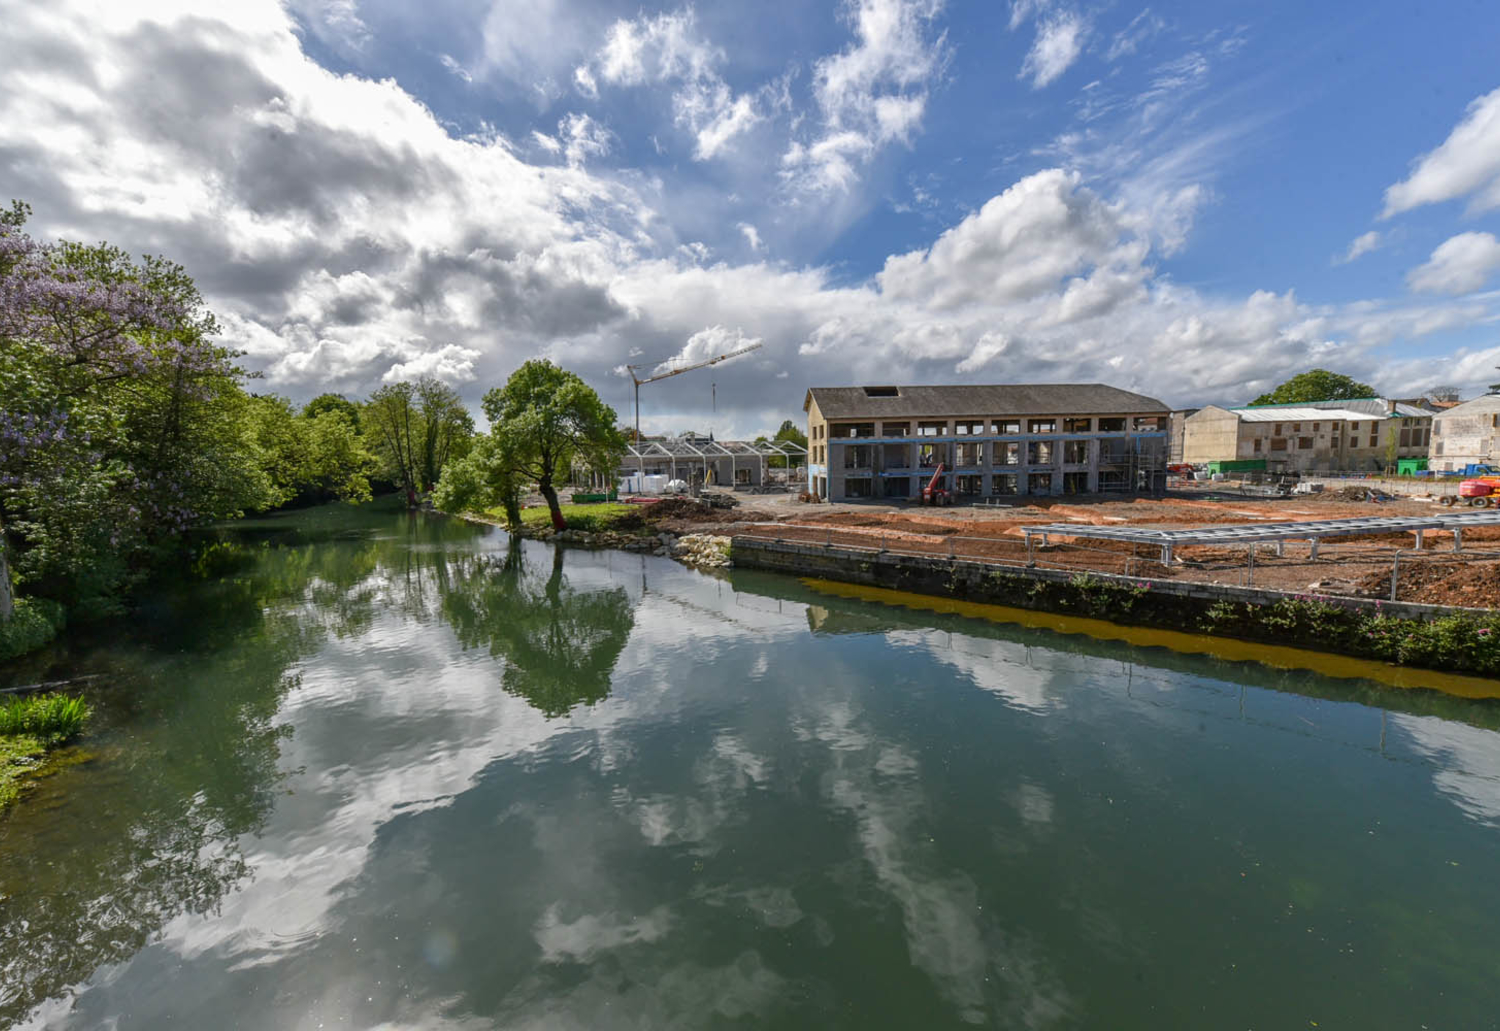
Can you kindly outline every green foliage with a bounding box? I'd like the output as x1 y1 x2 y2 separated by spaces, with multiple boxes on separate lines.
246 395 375 508
0 692 91 744
0 597 64 662
432 433 523 527
1251 369 1376 406
364 377 473 497
1065 573 1152 617
302 393 360 431
481 360 625 529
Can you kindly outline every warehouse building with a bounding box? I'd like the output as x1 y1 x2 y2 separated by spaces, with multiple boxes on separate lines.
1181 398 1433 474
1430 393 1500 472
803 383 1170 502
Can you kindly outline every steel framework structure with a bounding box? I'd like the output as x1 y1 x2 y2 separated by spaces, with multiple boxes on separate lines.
620 438 808 490
1021 510 1500 563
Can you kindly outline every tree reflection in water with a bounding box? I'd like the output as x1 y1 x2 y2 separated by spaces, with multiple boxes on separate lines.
442 540 634 717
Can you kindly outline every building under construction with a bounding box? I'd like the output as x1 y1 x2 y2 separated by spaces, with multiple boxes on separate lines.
803 383 1170 502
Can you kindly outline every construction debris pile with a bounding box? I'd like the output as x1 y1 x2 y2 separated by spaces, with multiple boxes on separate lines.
671 534 733 568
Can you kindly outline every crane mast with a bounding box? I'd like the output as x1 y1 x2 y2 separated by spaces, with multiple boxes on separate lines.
625 342 763 488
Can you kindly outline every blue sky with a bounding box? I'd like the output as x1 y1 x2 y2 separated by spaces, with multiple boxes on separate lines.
3 0 1500 435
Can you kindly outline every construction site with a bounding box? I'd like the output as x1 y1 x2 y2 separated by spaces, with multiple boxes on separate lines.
612 487 1500 608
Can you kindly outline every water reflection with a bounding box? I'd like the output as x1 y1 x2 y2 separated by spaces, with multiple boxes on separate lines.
442 541 634 717
4 504 1500 1030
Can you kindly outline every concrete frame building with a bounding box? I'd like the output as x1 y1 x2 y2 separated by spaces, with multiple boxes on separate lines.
1181 398 1433 474
803 384 1170 502
1430 394 1500 472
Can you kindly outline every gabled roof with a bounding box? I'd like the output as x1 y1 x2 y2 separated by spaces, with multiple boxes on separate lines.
803 383 1169 419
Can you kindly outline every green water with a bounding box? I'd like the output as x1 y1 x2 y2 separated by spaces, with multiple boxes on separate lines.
3 500 1500 1029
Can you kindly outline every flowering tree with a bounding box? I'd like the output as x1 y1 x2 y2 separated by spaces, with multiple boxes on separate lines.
0 203 270 614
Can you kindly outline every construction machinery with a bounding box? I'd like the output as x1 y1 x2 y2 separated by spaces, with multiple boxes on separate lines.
1454 474 1500 507
625 341 763 490
921 463 953 506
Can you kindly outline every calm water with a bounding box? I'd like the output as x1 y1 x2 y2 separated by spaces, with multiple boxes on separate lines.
3 500 1500 1029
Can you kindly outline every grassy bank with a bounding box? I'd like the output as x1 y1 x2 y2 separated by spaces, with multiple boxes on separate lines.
509 502 640 532
0 693 91 812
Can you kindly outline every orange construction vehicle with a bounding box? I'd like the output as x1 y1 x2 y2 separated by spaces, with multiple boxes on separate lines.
921 463 953 506
1454 474 1500 507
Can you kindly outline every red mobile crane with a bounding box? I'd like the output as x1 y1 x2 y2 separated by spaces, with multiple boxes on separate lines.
921 463 953 506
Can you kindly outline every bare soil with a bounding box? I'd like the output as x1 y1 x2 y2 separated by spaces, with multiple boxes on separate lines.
725 490 1500 609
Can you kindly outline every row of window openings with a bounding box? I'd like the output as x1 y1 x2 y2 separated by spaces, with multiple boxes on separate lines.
843 471 1110 498
1253 427 1432 452
839 440 1119 468
825 416 1164 439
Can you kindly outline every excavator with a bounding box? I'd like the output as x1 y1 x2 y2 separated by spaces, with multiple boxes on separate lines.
921 463 953 506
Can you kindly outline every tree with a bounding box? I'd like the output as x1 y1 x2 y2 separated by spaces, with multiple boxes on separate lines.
431 433 524 529
415 377 473 492
302 392 360 431
482 360 625 530
1 201 271 615
364 377 472 504
1251 370 1376 406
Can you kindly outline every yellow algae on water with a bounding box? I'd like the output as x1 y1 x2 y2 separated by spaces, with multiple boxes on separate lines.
799 577 1500 699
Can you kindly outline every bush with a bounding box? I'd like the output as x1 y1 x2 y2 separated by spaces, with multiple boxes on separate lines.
0 597 65 662
0 692 92 744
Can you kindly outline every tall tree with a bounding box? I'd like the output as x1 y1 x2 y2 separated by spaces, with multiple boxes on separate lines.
415 377 473 491
482 360 625 530
363 382 422 502
1251 370 1377 406
364 377 472 504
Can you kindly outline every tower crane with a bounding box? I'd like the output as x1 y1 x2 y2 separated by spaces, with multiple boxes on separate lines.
625 341 763 486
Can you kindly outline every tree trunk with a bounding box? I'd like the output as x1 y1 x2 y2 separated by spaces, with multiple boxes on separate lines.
0 536 13 621
539 479 566 531
502 491 522 531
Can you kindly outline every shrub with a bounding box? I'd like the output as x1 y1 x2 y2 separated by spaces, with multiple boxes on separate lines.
0 597 65 662
0 692 92 744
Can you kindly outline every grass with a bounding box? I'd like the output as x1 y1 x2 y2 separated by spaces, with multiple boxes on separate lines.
0 733 47 811
502 503 641 533
0 693 92 812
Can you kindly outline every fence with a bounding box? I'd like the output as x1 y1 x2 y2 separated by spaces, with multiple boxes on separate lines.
732 522 1499 607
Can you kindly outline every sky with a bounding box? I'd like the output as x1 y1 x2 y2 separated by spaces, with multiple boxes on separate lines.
3 0 1500 438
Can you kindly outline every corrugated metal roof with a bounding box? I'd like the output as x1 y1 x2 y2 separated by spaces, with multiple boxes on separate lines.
805 383 1169 419
1234 398 1433 418
1229 407 1383 423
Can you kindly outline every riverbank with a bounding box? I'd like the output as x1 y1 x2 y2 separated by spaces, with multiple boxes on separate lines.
731 536 1500 679
0 692 92 813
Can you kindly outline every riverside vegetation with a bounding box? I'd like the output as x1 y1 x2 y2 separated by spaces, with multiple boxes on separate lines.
0 692 92 810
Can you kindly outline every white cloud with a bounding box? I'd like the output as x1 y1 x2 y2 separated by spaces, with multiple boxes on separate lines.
558 112 613 167
1106 7 1165 61
738 223 766 252
1336 230 1381 265
1384 86 1500 217
1407 232 1500 294
438 53 472 84
5 0 1500 438
382 343 482 384
577 8 761 161
782 0 948 195
1020 11 1086 89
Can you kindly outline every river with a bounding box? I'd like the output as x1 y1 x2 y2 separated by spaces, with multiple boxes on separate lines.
2 499 1498 1029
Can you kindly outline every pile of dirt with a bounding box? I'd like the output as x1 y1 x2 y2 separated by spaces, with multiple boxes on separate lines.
1356 558 1500 607
641 498 731 524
